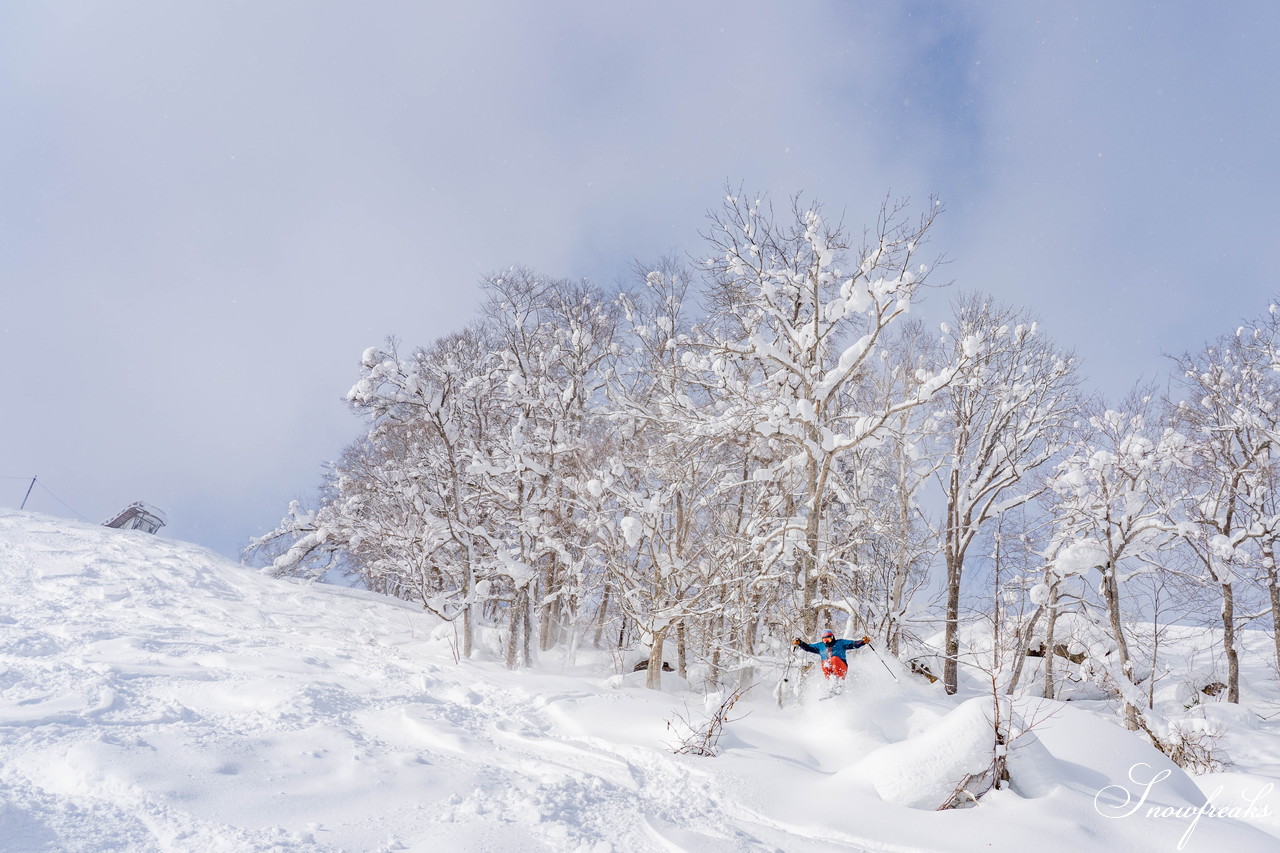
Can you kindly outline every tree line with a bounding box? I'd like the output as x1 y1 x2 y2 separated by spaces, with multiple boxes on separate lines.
250 192 1280 742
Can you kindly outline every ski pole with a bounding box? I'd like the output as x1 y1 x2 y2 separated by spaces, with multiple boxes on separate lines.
865 642 900 683
776 643 798 708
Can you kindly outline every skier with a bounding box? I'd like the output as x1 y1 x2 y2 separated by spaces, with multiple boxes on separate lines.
793 630 872 684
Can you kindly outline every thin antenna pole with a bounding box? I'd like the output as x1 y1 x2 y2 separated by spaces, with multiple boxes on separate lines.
20 476 35 510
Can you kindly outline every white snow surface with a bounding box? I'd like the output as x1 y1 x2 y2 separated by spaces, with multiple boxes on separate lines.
4 509 1280 852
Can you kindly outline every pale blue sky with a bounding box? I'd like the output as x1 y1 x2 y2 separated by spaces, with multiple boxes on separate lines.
3 2 1277 557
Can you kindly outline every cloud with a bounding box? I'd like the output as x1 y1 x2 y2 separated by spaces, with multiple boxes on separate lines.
3 1 1277 555
945 2 1280 392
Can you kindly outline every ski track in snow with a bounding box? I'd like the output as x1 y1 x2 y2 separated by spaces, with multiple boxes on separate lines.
5 508 1280 852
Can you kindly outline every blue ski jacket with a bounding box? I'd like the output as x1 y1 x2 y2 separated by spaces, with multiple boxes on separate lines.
795 637 869 662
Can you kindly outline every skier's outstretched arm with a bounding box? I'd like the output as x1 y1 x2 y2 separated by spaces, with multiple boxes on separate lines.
793 638 819 655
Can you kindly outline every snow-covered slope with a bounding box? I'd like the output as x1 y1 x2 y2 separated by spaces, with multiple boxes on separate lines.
3 508 1280 852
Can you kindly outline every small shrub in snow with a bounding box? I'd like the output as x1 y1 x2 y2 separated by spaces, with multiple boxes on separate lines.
667 687 749 757
1135 715 1226 775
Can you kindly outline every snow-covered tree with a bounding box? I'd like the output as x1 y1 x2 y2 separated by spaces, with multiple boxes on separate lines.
936 294 1081 694
343 329 504 658
1043 390 1190 727
699 192 962 637
815 319 944 656
476 270 620 665
1169 323 1280 702
252 327 509 660
595 262 745 688
1228 301 1280 674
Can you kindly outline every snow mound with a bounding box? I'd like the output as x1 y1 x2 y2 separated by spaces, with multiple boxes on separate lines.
846 697 1056 809
1197 703 1262 732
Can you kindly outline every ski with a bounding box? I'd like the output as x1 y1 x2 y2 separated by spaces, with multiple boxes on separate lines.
818 684 844 700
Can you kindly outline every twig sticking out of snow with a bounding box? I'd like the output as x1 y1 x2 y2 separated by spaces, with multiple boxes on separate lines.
667 687 751 757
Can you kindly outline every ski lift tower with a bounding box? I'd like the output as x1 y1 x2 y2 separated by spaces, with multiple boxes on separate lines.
103 502 167 535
